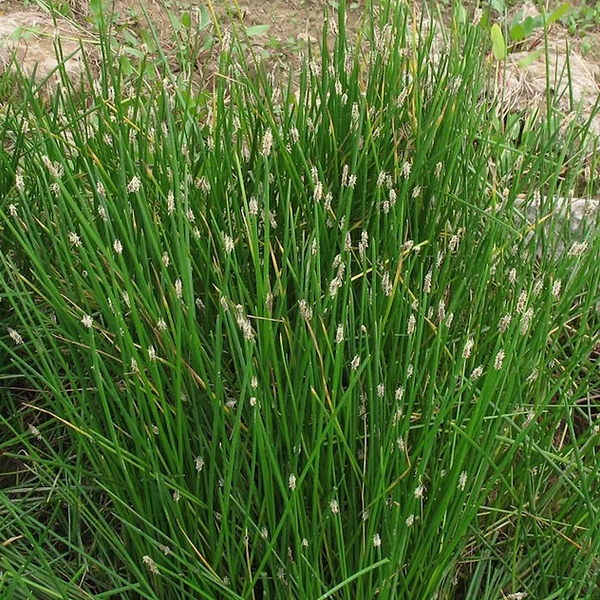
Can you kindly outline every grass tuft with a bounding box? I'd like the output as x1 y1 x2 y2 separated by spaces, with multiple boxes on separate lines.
1 1 599 598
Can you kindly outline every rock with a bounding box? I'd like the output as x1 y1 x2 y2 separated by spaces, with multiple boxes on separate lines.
0 9 90 89
515 194 600 259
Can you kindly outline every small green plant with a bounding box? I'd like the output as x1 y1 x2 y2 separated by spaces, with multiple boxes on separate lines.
564 1 600 36
479 1 570 56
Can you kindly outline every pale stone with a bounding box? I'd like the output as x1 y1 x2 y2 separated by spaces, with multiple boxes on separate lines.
0 10 90 87
515 194 600 258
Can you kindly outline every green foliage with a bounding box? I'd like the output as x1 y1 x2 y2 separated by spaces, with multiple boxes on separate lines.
508 2 569 41
490 23 507 59
564 1 600 36
0 1 599 599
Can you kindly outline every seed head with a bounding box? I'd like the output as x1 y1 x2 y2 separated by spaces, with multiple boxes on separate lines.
288 473 297 491
382 271 393 296
68 232 82 248
41 155 63 178
344 232 352 251
174 279 183 299
249 197 259 216
7 328 23 345
526 368 539 384
15 172 25 192
330 499 339 514
458 470 467 491
448 234 460 253
298 299 313 320
494 348 505 370
261 129 273 157
520 308 534 335
462 337 474 359
470 365 484 380
29 424 42 439
313 178 324 203
142 555 159 575
423 270 432 294
498 313 512 334
568 241 588 257
358 230 369 259
341 164 349 187
290 126 299 144
407 314 416 336
389 188 397 208
167 190 175 214
127 176 141 194
437 299 446 321
516 290 528 314
223 234 235 254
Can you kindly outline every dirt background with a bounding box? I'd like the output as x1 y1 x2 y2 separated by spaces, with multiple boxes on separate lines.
1 0 599 132
1 1 599 66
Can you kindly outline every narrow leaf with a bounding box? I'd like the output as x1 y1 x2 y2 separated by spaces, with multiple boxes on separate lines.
547 2 570 25
509 23 525 42
245 24 270 37
491 24 507 60
517 48 544 69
